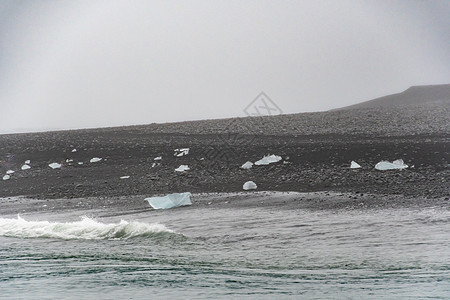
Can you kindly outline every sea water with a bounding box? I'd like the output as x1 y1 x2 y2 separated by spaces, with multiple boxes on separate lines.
1 196 449 299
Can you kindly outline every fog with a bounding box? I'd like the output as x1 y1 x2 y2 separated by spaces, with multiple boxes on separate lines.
0 0 449 133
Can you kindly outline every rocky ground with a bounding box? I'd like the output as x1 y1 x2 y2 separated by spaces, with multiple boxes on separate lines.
0 104 449 204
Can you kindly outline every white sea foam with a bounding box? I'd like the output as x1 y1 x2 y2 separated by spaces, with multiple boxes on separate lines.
0 216 174 240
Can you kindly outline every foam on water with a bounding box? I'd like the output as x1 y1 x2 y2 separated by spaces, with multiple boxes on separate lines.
0 216 174 240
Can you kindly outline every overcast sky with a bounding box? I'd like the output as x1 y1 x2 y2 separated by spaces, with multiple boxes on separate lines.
0 0 449 133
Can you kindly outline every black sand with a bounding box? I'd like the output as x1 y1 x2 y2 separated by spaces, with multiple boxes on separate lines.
1 102 449 209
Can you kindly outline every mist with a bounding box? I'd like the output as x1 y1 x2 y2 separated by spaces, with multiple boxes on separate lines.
0 0 449 133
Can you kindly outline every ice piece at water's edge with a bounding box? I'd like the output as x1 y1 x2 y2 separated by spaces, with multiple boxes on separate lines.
145 192 192 209
243 181 257 190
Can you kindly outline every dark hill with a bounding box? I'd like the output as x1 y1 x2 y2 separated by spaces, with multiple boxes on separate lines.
334 84 450 110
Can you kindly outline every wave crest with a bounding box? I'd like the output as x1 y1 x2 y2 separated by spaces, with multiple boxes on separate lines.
0 216 175 240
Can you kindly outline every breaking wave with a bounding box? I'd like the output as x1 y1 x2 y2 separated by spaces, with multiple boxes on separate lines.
0 216 175 240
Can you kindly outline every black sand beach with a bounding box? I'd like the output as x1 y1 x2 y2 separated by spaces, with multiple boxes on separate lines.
1 97 449 209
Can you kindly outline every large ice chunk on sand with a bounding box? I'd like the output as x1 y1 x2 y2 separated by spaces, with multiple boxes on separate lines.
375 159 408 170
2 174 10 181
6 170 15 174
350 161 361 169
174 148 189 157
21 164 31 170
175 165 190 172
145 192 192 209
241 161 253 169
243 181 257 190
90 157 102 163
49 162 62 169
254 155 282 166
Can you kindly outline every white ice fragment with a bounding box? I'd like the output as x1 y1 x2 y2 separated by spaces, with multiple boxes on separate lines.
145 192 192 209
375 159 408 171
152 163 157 168
49 162 62 169
174 148 190 157
6 170 14 174
254 154 282 166
241 161 253 169
243 181 257 190
3 174 10 181
90 157 102 163
154 156 162 161
21 164 31 170
71 148 77 152
78 162 83 165
350 161 361 169
66 159 73 163
120 176 130 179
25 160 30 164
175 165 190 172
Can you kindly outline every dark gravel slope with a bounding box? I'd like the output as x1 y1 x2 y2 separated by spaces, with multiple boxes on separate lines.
0 103 449 200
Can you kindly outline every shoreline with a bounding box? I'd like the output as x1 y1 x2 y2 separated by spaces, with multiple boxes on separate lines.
1 191 448 219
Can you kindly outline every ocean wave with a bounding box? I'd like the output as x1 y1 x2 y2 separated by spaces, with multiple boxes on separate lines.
0 216 175 240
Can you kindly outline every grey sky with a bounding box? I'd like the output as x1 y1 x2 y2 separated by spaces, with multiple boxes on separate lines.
0 0 449 133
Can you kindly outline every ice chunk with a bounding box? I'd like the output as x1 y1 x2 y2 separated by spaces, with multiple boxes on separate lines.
254 154 282 166
49 162 62 169
154 156 162 161
78 162 83 165
120 176 130 179
375 159 408 171
145 192 192 209
25 160 30 164
90 157 102 163
2 174 10 181
71 148 77 152
174 148 189 157
175 165 190 172
66 159 73 163
241 161 253 169
243 181 257 190
350 161 361 169
21 164 31 170
6 170 15 174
